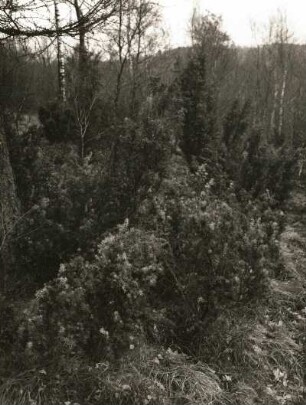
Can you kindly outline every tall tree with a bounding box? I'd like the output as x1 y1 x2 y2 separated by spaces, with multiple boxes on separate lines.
180 12 230 167
54 0 66 102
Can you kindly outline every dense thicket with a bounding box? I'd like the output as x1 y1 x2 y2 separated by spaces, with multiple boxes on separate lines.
0 8 305 405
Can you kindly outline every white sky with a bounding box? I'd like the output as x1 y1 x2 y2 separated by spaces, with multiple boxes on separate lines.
160 0 306 46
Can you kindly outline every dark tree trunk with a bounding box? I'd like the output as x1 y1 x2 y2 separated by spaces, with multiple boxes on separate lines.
0 127 20 291
74 0 87 77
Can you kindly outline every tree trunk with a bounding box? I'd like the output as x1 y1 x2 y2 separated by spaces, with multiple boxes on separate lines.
0 127 20 291
54 0 66 103
278 66 288 140
73 0 87 73
114 0 124 109
270 73 279 138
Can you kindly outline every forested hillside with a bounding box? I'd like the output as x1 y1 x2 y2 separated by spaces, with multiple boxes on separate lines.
0 1 305 404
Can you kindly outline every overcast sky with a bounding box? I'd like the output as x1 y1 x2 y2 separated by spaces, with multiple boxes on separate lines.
160 0 306 47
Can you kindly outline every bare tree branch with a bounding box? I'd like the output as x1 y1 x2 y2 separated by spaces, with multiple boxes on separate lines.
0 0 120 39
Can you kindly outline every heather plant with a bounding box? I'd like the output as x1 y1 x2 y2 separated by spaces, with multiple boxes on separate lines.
18 224 170 365
137 162 283 349
16 159 283 366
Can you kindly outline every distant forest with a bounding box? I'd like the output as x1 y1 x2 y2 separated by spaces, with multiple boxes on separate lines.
0 2 305 405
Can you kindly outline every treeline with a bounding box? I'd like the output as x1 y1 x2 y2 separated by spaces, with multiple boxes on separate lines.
0 6 305 405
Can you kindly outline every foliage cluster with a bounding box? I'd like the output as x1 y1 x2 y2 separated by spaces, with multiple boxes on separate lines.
137 162 284 346
18 226 168 364
15 159 285 370
7 93 171 283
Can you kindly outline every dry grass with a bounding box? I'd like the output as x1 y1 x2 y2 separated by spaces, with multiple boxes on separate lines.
98 345 228 405
0 345 228 405
197 298 304 405
0 371 51 405
270 279 305 302
153 358 224 404
198 200 306 405
280 224 306 280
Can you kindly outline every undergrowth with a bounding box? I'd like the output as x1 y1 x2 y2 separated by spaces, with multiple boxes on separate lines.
1 176 305 405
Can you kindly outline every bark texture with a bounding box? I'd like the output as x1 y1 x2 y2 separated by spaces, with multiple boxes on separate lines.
0 128 20 290
54 0 66 103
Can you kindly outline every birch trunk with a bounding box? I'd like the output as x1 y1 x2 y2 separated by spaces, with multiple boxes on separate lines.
278 66 288 139
270 72 279 137
54 0 66 103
